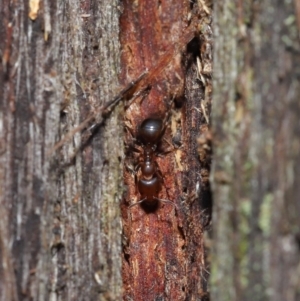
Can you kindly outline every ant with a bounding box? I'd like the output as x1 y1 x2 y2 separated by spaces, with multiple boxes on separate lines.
128 118 176 211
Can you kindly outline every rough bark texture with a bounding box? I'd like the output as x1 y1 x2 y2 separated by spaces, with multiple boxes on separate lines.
0 0 122 300
211 1 300 300
120 1 212 300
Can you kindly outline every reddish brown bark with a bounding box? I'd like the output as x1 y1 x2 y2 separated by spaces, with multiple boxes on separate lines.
120 1 212 300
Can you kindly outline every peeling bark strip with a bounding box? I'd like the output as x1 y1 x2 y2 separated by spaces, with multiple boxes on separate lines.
120 1 212 300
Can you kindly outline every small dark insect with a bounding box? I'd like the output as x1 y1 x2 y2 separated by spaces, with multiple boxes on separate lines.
128 118 175 210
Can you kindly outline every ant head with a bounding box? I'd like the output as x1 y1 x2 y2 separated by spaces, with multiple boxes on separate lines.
138 118 164 145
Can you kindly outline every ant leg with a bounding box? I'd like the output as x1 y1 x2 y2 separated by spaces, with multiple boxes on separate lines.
124 121 143 155
127 198 146 236
154 166 175 208
128 198 146 210
157 138 175 156
154 197 178 213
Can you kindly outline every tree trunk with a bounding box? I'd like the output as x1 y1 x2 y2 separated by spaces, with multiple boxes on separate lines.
1 0 213 300
120 1 212 300
211 1 300 300
3 0 300 300
1 0 122 300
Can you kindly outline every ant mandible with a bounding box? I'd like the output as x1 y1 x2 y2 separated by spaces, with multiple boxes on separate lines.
128 118 176 211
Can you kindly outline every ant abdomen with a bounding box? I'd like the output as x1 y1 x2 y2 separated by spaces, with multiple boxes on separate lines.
138 177 161 205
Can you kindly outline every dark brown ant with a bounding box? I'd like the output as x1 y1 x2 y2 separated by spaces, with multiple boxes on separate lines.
128 118 175 211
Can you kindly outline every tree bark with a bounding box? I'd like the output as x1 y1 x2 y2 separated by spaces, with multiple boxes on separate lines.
120 1 212 300
1 0 213 300
4 0 299 300
211 1 300 300
0 0 122 300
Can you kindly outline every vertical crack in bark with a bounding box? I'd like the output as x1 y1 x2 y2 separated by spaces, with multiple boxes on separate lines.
120 1 213 300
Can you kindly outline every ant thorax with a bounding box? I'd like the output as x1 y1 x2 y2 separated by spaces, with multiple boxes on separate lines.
140 145 156 180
